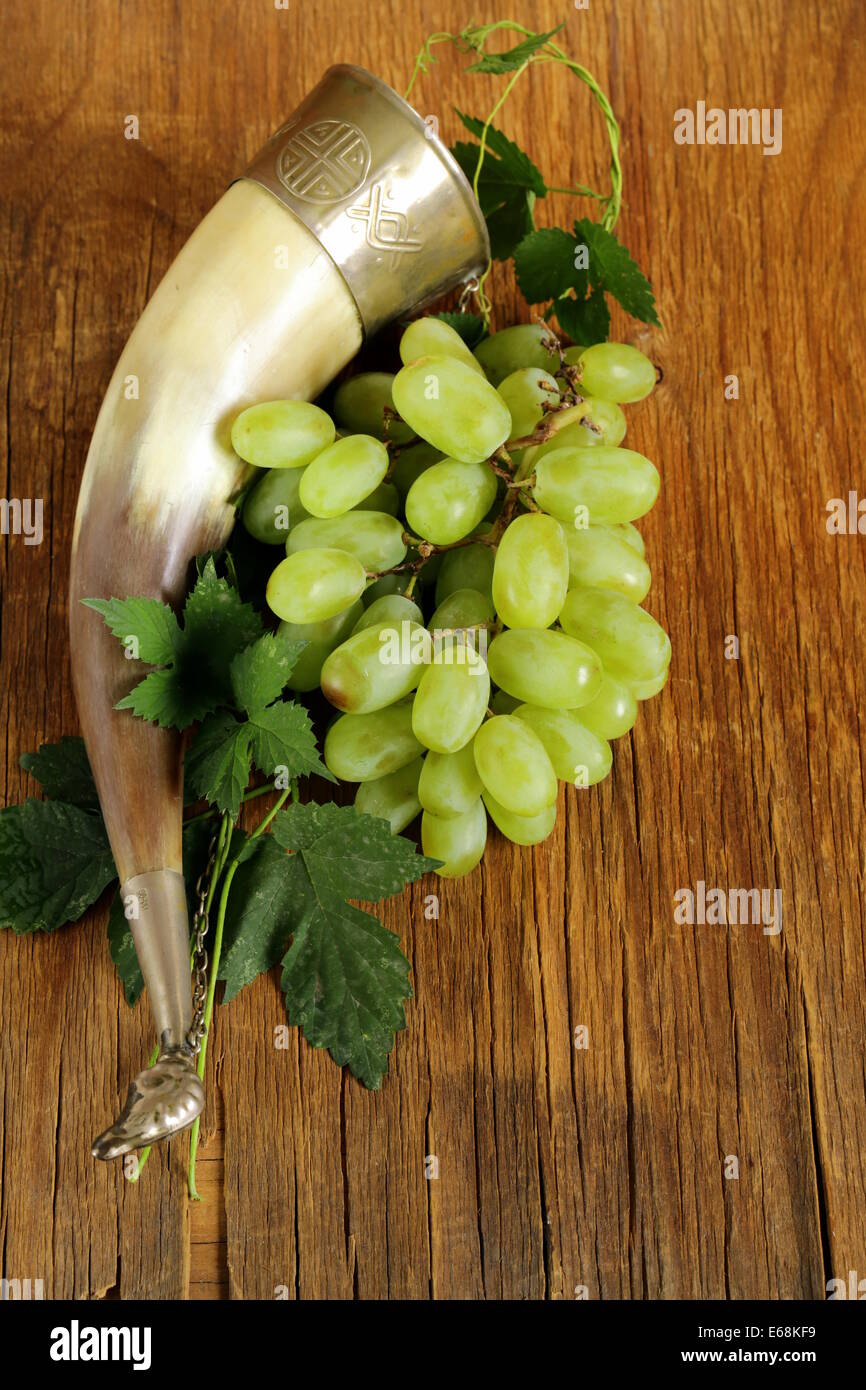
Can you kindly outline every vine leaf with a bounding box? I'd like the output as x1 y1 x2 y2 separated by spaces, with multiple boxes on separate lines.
230 630 307 716
223 803 439 1088
107 890 145 1005
513 222 658 343
465 25 564 73
185 713 253 820
84 557 263 730
271 801 437 900
184 628 326 817
452 111 546 261
0 800 116 934
19 736 100 810
217 835 295 1003
555 285 611 347
513 226 589 304
573 218 661 326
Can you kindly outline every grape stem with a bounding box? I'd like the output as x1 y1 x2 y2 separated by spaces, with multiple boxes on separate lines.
370 437 543 586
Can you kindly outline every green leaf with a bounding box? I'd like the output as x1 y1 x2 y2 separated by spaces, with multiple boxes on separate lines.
454 113 547 196
573 218 660 326
107 890 144 1005
247 702 332 785
238 802 438 1086
178 557 264 702
452 113 546 262
272 801 438 901
275 803 437 1084
486 191 537 262
185 712 253 819
0 800 116 934
281 889 411 1089
115 667 197 728
89 556 264 730
513 227 589 304
217 835 294 1002
435 311 486 349
81 596 181 665
466 25 563 73
19 736 99 809
230 630 306 717
555 284 611 346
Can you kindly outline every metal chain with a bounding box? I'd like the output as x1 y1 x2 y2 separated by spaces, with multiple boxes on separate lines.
186 832 219 1055
457 276 480 313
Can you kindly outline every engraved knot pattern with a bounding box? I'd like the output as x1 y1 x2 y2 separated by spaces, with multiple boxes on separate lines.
277 119 371 203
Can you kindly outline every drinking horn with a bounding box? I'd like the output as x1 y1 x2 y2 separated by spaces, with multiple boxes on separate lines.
70 66 488 1160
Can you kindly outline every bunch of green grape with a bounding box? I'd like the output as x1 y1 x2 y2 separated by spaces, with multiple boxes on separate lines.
232 317 669 877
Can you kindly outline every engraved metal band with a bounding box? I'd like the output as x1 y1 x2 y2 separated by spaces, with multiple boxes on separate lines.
240 64 490 338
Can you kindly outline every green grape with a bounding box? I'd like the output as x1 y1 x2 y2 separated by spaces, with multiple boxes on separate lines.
417 742 483 818
574 673 638 739
298 434 389 518
412 646 490 753
491 690 520 715
572 342 657 403
266 548 366 623
534 397 627 454
241 466 310 545
608 521 646 557
286 512 406 572
354 480 400 516
492 513 569 629
524 417 626 479
278 600 364 693
532 446 660 525
392 355 512 463
332 372 415 444
390 441 444 498
362 573 411 606
482 791 556 846
231 399 335 469
472 715 557 816
421 799 487 878
324 701 423 781
320 620 427 713
434 537 495 604
559 588 671 685
513 704 612 784
354 757 423 834
627 667 670 701
400 317 484 375
497 368 560 442
474 324 560 387
428 587 494 634
352 593 423 633
564 527 651 602
486 628 602 709
405 458 498 544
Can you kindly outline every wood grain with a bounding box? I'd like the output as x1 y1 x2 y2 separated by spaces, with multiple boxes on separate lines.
2 0 865 1300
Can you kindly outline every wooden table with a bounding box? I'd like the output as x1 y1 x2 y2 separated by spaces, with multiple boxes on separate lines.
2 0 864 1300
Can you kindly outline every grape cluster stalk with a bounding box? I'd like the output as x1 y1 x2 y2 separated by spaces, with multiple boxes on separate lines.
232 317 670 877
